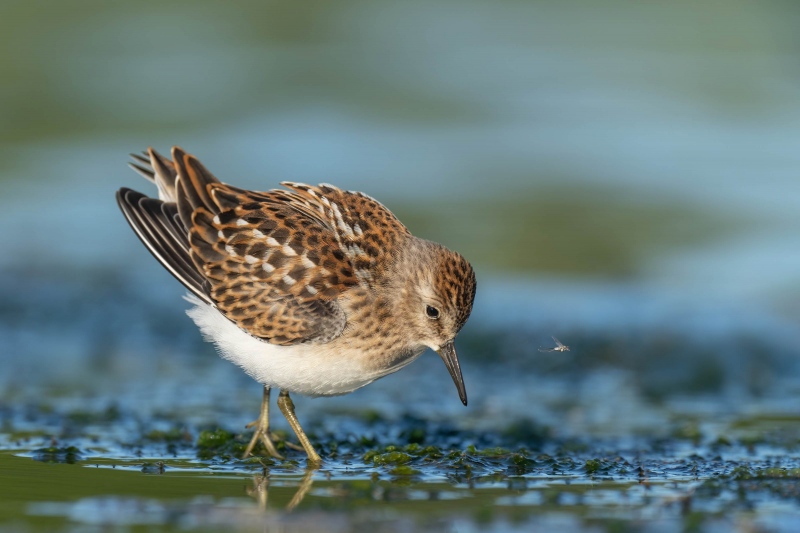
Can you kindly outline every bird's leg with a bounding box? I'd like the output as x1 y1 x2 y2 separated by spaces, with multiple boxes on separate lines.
277 390 322 465
243 385 283 460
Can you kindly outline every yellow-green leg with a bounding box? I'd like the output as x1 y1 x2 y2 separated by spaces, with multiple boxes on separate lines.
242 385 283 460
277 389 322 465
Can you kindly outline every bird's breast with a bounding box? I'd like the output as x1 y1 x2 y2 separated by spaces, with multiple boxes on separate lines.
185 295 424 397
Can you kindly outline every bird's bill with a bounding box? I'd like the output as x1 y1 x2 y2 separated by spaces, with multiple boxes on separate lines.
436 341 468 406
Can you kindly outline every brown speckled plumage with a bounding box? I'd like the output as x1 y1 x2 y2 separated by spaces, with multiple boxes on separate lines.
117 146 477 464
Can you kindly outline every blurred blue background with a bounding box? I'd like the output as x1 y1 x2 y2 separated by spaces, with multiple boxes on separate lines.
3 0 800 438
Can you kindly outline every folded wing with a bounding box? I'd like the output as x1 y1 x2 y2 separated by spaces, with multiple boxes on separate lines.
117 147 409 346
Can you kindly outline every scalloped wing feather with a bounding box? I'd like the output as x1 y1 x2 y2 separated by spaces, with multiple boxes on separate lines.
119 148 414 346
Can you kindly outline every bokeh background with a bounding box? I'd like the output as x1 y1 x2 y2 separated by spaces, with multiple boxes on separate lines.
3 1 800 529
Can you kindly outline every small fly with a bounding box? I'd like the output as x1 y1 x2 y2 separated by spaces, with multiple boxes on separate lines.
538 336 570 353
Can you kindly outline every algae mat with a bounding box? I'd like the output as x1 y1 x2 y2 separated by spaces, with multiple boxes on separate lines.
4 411 800 532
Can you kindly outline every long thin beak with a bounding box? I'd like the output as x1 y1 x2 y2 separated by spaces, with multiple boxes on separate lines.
436 341 467 406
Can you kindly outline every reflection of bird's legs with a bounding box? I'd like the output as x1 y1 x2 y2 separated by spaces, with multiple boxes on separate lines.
277 390 322 465
243 386 283 460
248 471 269 509
286 468 316 511
248 468 315 512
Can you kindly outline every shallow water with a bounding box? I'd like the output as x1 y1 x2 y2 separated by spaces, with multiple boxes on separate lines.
6 403 800 532
4 272 800 532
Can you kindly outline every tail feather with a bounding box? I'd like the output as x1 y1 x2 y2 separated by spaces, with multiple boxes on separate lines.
128 161 155 182
126 148 179 202
149 147 178 201
171 147 220 225
129 152 151 167
119 146 227 304
128 151 156 183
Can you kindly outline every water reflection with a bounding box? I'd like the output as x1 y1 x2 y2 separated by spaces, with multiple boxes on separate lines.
11 440 800 532
248 467 316 511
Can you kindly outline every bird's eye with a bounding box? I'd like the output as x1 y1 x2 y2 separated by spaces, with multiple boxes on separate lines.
426 305 440 319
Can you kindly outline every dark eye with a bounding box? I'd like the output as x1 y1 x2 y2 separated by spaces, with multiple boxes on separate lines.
426 305 440 319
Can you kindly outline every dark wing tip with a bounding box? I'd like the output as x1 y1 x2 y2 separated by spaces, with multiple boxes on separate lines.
116 187 142 210
116 187 213 305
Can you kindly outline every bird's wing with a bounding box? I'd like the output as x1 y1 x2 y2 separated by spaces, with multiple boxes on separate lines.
193 180 413 341
277 182 412 286
119 147 409 345
117 187 212 305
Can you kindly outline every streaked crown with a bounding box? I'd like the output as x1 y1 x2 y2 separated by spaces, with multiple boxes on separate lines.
435 249 477 334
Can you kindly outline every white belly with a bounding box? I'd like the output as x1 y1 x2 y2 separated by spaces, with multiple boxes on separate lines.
184 295 423 396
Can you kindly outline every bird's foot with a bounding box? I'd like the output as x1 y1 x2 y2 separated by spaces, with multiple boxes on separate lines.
242 419 284 460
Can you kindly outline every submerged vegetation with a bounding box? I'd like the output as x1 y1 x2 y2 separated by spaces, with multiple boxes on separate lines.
3 401 800 532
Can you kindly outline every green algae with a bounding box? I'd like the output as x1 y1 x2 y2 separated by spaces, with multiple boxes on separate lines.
31 446 82 464
196 428 236 449
585 459 602 475
467 445 512 457
6 415 800 532
710 435 732 448
728 466 800 480
7 385 800 531
389 465 420 476
195 428 239 460
144 428 191 443
369 451 413 466
671 421 703 444
64 405 121 425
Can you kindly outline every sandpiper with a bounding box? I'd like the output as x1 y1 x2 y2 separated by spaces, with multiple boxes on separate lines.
116 147 477 464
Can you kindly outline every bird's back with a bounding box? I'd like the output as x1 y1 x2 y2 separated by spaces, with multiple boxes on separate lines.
117 147 411 346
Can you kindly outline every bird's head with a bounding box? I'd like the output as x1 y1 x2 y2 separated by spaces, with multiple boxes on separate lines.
397 240 477 405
